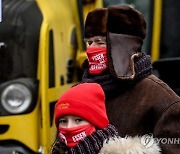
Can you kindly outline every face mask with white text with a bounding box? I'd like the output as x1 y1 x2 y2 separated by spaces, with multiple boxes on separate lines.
58 124 96 148
86 47 108 74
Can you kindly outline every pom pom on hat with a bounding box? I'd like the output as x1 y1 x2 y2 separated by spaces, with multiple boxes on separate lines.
54 83 109 129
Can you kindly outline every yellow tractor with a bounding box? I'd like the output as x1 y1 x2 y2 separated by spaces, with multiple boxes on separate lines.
0 0 102 153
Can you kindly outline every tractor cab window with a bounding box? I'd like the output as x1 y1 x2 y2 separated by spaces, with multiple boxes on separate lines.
160 0 180 58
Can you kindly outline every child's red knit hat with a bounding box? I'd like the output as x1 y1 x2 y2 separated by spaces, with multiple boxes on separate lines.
54 83 109 129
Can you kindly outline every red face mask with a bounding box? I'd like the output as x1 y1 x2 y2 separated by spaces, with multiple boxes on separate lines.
86 47 108 74
58 124 96 148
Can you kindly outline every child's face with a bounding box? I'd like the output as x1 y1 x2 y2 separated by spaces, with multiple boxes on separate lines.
59 115 90 128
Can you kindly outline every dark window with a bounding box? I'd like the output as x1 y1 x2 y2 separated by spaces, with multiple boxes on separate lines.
49 30 55 88
0 0 42 83
160 0 180 58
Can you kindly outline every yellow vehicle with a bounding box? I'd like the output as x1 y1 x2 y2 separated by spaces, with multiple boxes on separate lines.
0 0 102 153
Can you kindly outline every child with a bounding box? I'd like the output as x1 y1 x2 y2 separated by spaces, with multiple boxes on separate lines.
52 83 161 154
52 83 118 153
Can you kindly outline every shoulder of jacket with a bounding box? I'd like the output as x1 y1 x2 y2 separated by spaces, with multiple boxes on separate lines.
143 75 179 96
145 74 166 86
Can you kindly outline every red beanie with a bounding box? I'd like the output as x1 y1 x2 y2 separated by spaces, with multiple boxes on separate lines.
54 83 109 129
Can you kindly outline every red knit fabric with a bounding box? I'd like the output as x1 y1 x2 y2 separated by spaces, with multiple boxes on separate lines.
54 83 109 129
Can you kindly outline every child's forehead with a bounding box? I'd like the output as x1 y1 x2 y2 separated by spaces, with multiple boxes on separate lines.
59 115 82 119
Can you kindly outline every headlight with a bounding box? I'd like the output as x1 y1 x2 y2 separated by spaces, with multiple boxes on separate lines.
1 83 32 114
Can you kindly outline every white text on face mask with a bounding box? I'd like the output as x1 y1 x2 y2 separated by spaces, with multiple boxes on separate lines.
90 63 106 70
72 131 86 142
92 53 104 62
89 53 107 71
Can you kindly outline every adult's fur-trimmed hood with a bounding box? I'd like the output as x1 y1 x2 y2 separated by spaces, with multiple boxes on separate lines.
99 136 161 154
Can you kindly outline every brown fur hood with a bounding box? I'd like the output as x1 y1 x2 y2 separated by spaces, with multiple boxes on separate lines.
99 135 161 154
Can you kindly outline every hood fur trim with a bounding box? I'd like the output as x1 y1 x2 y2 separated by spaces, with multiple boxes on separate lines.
99 136 161 154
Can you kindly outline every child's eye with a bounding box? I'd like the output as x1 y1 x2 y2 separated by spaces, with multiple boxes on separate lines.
75 118 83 123
59 119 67 124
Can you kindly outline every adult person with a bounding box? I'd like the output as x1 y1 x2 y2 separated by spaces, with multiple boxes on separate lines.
51 83 160 154
82 5 180 154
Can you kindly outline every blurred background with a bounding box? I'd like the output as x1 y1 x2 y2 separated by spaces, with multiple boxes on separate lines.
0 0 179 153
